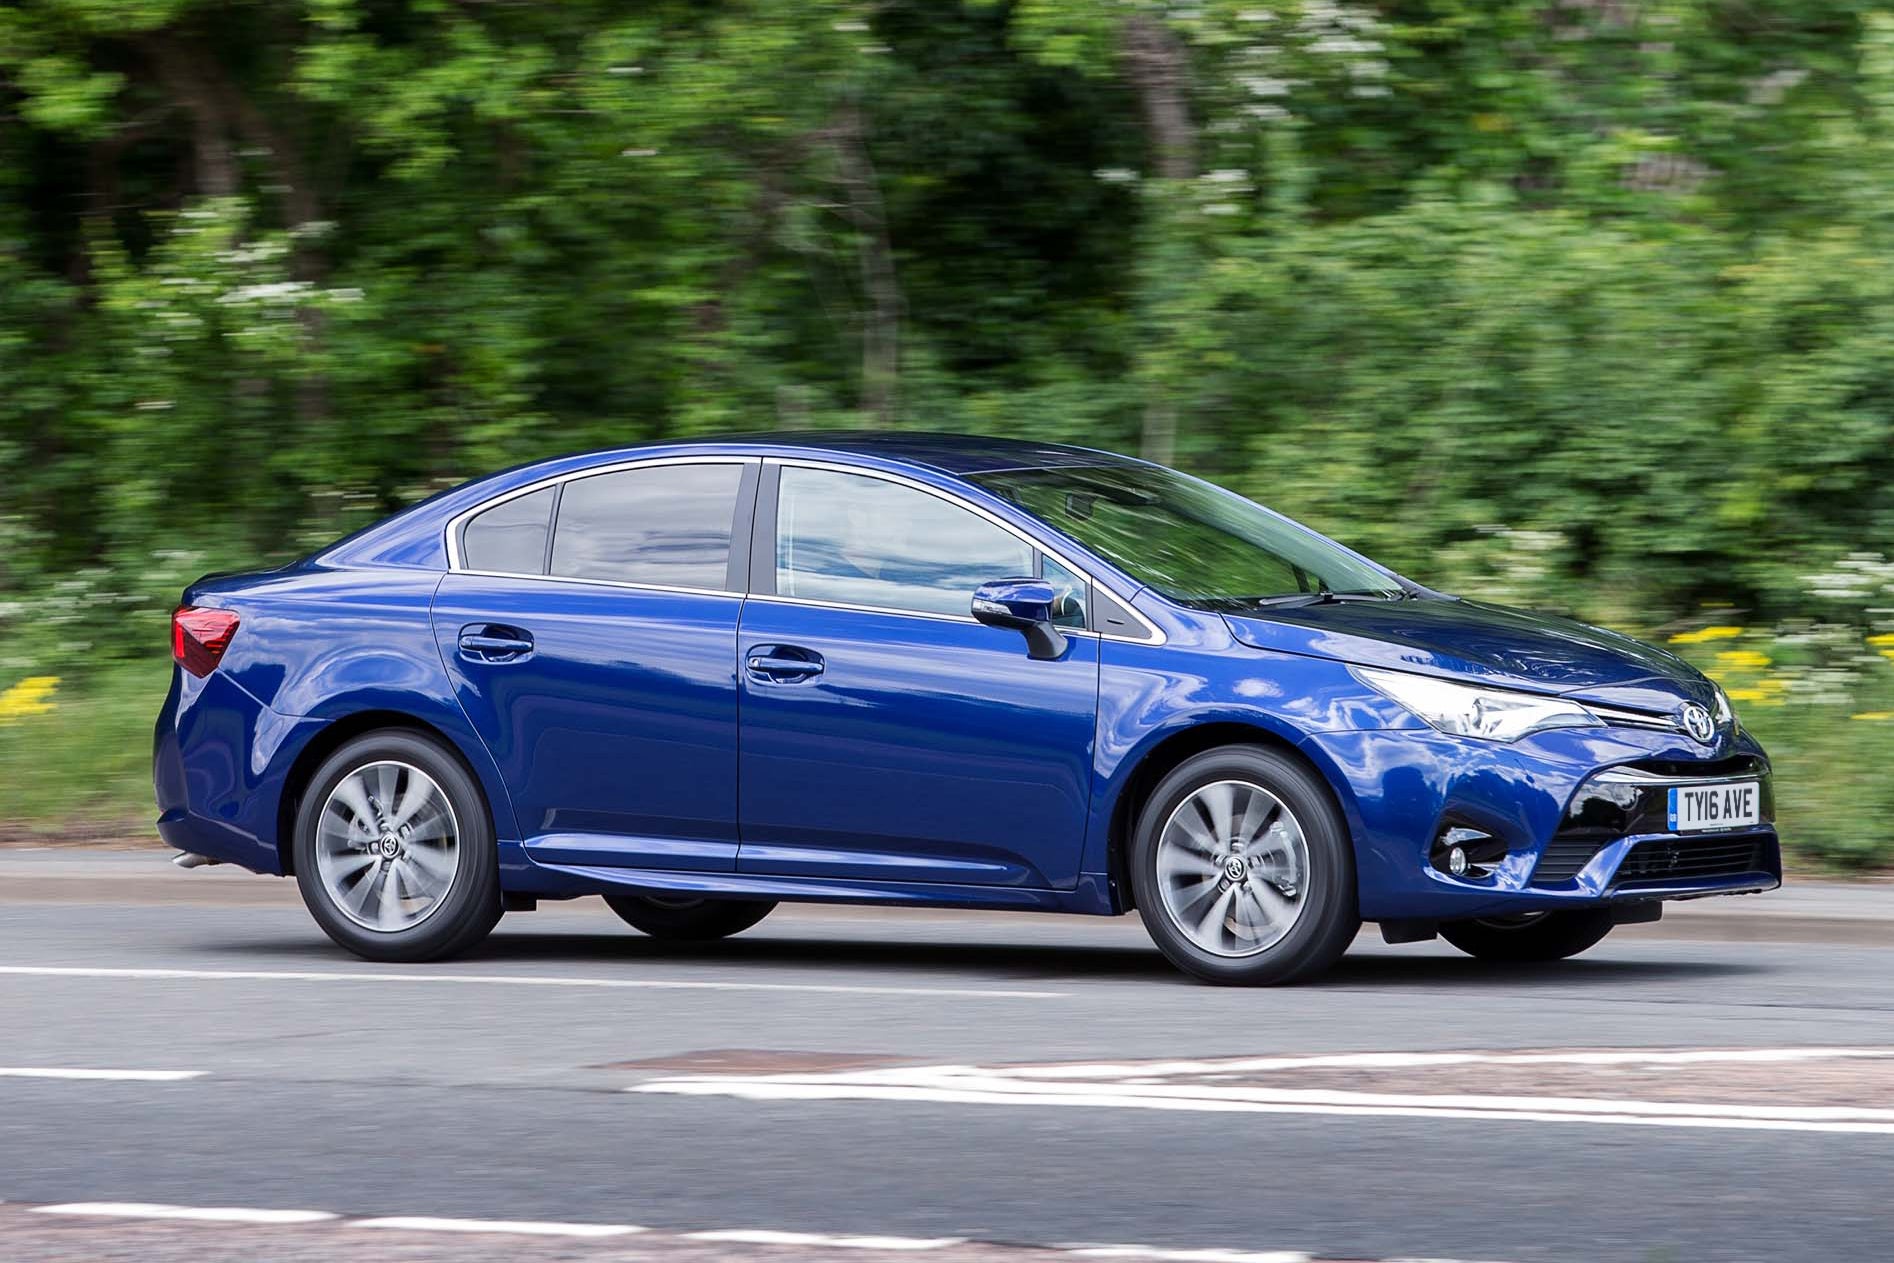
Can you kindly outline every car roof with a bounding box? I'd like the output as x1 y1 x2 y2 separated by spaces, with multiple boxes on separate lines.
314 431 1148 571
714 430 1143 476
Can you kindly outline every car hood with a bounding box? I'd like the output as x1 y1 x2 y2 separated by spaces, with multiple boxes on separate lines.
1222 597 1715 712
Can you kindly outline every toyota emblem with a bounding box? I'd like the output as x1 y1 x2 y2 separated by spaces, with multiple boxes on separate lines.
1681 702 1715 744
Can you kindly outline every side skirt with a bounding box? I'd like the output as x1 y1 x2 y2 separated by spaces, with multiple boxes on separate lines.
497 843 1119 916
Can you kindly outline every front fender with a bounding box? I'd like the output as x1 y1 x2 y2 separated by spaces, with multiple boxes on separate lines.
1083 628 1418 886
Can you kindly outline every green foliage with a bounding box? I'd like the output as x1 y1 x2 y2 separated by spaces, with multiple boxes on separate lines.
2 1 1893 861
0 658 171 837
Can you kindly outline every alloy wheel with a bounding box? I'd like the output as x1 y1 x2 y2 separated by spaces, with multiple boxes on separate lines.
1156 779 1311 957
314 760 461 933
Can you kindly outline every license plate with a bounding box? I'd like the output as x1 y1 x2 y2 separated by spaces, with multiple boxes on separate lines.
1667 782 1761 832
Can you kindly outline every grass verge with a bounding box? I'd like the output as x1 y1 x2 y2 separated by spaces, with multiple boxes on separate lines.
1 651 1889 871
0 658 170 843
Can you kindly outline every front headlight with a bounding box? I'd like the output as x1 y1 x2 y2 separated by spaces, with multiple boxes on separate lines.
1354 666 1601 743
1712 680 1741 735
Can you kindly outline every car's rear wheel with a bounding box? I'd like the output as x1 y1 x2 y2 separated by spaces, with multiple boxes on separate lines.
602 894 777 941
293 730 501 962
1439 909 1615 962
1130 746 1359 985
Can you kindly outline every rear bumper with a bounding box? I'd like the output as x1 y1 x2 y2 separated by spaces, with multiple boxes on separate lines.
152 666 329 875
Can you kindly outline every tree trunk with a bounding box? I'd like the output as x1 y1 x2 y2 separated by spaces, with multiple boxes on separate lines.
830 104 902 426
146 33 331 435
1119 14 1197 467
146 37 238 198
1121 13 1197 182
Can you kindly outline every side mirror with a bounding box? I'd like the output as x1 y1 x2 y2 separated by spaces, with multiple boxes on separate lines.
972 578 1069 661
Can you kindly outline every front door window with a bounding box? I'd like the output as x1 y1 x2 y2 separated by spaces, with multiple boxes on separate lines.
775 467 1033 617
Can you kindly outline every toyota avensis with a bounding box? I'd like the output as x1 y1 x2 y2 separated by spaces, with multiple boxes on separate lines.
155 434 1780 984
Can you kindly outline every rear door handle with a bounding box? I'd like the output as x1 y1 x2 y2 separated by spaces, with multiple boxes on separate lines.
459 625 534 664
745 646 824 682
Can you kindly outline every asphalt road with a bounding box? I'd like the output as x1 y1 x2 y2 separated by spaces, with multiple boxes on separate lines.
3 851 1892 1263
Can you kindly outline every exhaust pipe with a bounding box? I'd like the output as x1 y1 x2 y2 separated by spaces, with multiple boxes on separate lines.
172 852 220 869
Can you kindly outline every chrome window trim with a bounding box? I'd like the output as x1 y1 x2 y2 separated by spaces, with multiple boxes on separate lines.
447 567 745 601
747 590 1111 637
441 450 1167 645
444 455 758 579
769 457 1166 645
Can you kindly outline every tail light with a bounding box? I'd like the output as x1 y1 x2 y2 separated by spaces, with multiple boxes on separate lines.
172 606 241 677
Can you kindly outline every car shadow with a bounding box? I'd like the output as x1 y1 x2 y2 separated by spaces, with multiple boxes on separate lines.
206 924 1772 988
1319 951 1769 988
477 930 1181 981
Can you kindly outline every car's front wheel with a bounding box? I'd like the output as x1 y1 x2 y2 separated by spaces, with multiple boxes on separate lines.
293 729 501 962
1130 746 1359 985
603 894 777 941
1439 910 1615 962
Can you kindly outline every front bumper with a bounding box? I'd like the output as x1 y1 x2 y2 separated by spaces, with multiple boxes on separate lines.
1300 724 1781 922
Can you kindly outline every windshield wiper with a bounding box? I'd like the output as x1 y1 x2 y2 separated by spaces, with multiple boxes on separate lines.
1242 588 1406 608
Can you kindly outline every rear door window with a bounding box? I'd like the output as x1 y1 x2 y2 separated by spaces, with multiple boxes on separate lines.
550 463 745 590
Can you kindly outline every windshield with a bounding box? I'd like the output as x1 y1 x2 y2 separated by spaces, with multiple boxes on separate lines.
970 464 1404 611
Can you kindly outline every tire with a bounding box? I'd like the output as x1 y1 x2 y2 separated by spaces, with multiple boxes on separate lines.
292 729 501 963
1439 910 1615 962
603 894 776 941
1129 746 1359 985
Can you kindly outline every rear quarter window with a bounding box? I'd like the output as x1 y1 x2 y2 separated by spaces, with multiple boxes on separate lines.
460 486 555 574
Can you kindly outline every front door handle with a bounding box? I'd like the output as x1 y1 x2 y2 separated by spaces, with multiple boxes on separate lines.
745 645 824 682
459 625 534 664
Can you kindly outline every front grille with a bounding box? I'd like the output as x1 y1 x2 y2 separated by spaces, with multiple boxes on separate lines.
1583 702 1684 734
1621 754 1768 781
1612 834 1769 885
1531 758 1776 887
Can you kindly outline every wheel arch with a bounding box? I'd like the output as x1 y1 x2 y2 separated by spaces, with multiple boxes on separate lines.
1101 720 1357 912
276 710 501 876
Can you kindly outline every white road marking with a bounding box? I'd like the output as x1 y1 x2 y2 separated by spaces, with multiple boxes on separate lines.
640 1077 1894 1134
0 1067 204 1082
1064 1247 1310 1262
352 1215 644 1237
0 964 1060 1000
32 1202 336 1224
684 1229 968 1250
995 1046 1894 1080
634 1048 1894 1137
3 1200 1494 1260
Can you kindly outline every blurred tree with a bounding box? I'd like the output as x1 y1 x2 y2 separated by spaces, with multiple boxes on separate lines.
0 0 1889 644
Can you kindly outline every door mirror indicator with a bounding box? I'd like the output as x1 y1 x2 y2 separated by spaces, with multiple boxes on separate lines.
971 578 1070 661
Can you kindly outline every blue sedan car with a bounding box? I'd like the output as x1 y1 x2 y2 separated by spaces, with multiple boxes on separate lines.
156 434 1779 984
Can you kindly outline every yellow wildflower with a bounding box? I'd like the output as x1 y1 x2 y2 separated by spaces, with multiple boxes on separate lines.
1852 711 1894 722
1726 688 1768 703
1670 626 1745 645
1714 649 1771 670
0 676 59 724
1868 633 1894 647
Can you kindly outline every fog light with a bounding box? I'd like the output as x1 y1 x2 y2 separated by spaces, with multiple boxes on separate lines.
1431 824 1506 879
